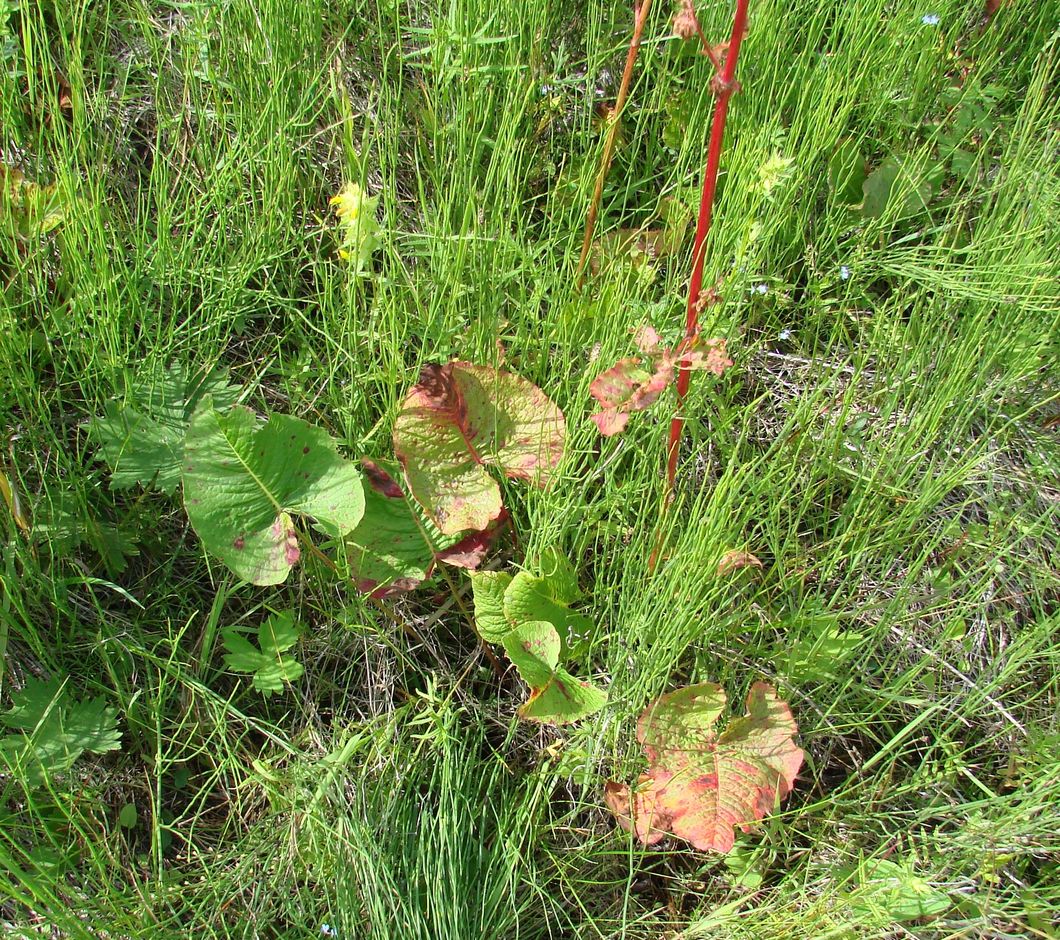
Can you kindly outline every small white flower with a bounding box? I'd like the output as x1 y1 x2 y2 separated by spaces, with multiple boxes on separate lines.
778 329 793 341
921 13 940 25
320 925 338 938
753 283 769 295
840 265 851 281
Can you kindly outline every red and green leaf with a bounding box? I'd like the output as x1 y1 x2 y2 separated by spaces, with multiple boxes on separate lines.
605 681 803 852
393 362 565 535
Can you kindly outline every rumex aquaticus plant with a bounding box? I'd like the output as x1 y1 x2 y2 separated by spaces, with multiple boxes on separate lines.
88 359 611 719
580 0 751 506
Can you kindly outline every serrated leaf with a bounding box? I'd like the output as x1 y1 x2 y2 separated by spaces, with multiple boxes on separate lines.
89 364 240 495
502 621 607 724
346 460 500 598
605 682 804 852
1 677 121 788
470 570 513 643
222 611 304 698
393 362 565 535
183 403 364 584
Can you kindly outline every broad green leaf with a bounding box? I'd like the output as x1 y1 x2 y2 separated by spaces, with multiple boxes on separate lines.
776 629 864 684
89 364 240 495
183 403 364 585
393 362 565 535
118 803 138 829
530 546 581 603
1 677 121 788
222 611 304 697
828 140 867 205
605 682 804 852
346 460 499 598
504 570 594 654
862 157 935 221
1 163 70 239
470 570 513 643
502 621 607 724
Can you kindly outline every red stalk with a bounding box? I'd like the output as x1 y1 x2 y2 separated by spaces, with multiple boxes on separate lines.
664 0 750 493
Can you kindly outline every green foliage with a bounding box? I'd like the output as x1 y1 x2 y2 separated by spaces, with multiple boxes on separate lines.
183 402 365 585
606 682 803 852
344 459 497 598
502 621 607 724
0 678 121 788
89 363 241 495
1 164 70 241
221 610 304 697
775 628 864 684
471 553 605 724
841 857 951 926
827 139 867 206
393 362 565 535
330 181 383 274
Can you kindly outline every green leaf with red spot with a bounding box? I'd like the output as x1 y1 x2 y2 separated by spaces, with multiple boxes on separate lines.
183 400 364 585
393 362 565 535
345 459 502 599
605 681 804 853
502 621 607 724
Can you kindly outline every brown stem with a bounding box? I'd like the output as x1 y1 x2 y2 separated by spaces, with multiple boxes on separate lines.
575 0 655 288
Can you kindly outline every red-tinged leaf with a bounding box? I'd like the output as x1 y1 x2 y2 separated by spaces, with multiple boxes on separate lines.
681 338 733 376
394 363 565 535
347 459 503 598
591 410 630 437
635 325 663 353
589 357 675 436
606 681 804 853
716 550 762 576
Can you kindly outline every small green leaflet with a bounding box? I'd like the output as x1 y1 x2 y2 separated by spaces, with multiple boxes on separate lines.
393 362 565 536
183 401 364 585
0 677 121 788
222 610 304 697
470 553 605 724
842 858 950 926
502 621 607 724
89 363 241 495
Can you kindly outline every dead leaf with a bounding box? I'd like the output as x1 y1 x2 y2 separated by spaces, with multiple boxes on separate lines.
606 681 804 852
715 550 762 576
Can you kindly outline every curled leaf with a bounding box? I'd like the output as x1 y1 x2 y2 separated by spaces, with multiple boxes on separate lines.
715 550 762 576
394 362 565 535
606 681 804 853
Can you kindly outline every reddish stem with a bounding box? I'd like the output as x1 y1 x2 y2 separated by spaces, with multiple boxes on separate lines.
575 0 655 288
664 0 750 493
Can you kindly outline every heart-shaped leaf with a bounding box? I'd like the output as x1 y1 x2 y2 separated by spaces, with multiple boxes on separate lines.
502 621 607 724
393 362 565 535
183 401 364 585
345 459 501 598
605 682 804 852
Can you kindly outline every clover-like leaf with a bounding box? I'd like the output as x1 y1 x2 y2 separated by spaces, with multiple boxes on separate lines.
183 402 364 585
345 459 502 598
222 610 304 697
605 681 804 853
393 362 565 535
89 363 241 495
502 621 607 724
